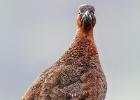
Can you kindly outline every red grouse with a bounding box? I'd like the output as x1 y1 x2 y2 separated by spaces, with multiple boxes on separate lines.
22 4 107 100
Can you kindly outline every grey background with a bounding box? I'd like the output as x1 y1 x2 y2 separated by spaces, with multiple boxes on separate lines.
0 0 140 100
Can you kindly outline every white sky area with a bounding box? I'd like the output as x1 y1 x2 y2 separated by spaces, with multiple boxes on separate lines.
0 0 140 100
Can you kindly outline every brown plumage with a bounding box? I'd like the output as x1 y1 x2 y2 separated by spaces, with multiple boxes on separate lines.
22 4 107 100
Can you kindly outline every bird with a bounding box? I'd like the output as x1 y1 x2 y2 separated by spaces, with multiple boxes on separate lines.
22 4 107 100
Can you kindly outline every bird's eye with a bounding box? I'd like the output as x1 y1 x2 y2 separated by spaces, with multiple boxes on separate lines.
78 10 82 15
78 12 81 14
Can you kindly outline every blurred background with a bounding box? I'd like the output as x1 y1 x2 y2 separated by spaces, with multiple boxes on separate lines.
0 0 140 100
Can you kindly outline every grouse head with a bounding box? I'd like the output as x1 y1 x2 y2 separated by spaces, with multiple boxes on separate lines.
77 4 96 32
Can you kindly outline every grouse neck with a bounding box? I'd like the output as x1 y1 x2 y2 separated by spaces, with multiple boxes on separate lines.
76 28 94 43
70 28 98 55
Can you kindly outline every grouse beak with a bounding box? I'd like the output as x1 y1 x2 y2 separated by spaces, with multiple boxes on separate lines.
81 10 93 26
